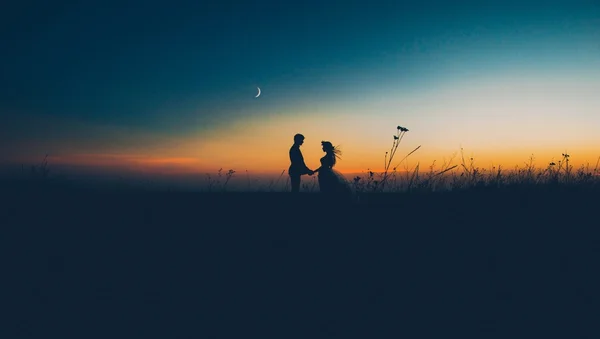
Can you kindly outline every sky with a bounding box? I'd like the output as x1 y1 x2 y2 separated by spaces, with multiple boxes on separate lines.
1 0 600 178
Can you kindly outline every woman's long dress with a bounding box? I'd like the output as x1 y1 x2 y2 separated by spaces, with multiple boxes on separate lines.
317 155 353 197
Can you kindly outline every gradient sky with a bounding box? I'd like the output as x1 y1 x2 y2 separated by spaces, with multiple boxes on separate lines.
2 0 599 175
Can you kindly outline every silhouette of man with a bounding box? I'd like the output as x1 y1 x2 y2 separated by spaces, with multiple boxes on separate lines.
288 133 314 193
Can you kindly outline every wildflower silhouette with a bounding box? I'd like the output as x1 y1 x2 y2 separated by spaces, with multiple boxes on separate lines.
380 125 420 190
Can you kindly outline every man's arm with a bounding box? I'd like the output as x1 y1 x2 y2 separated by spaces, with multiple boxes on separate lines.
299 153 312 175
291 148 312 174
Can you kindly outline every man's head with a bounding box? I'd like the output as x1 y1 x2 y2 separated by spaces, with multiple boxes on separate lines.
293 133 305 145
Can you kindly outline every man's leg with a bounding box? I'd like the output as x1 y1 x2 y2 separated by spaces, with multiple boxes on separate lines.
290 175 301 193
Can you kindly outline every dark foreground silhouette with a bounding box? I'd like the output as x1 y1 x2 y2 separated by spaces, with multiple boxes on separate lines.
288 133 313 193
3 183 599 338
287 134 353 196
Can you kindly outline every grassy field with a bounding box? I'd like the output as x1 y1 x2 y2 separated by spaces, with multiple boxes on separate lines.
3 175 599 337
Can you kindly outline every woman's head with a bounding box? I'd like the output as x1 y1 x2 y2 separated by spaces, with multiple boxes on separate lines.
321 141 334 153
321 141 342 166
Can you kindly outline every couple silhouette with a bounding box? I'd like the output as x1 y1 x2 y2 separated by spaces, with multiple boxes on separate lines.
288 133 353 195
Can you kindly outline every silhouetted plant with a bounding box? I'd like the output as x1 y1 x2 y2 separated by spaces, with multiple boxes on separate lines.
204 168 236 192
379 125 421 191
267 170 286 192
222 169 235 191
351 169 381 192
26 154 50 182
349 145 600 194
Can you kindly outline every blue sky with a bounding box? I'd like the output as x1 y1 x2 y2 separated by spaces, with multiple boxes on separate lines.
1 1 599 172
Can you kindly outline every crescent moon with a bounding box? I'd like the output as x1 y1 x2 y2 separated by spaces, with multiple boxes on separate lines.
255 87 261 98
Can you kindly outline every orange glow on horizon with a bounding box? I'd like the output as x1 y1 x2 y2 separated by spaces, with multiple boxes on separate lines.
46 154 205 175
35 147 600 177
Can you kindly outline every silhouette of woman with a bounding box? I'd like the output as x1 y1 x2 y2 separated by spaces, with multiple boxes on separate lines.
313 141 353 196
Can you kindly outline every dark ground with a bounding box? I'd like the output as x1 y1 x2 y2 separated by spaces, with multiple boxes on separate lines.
2 186 599 338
